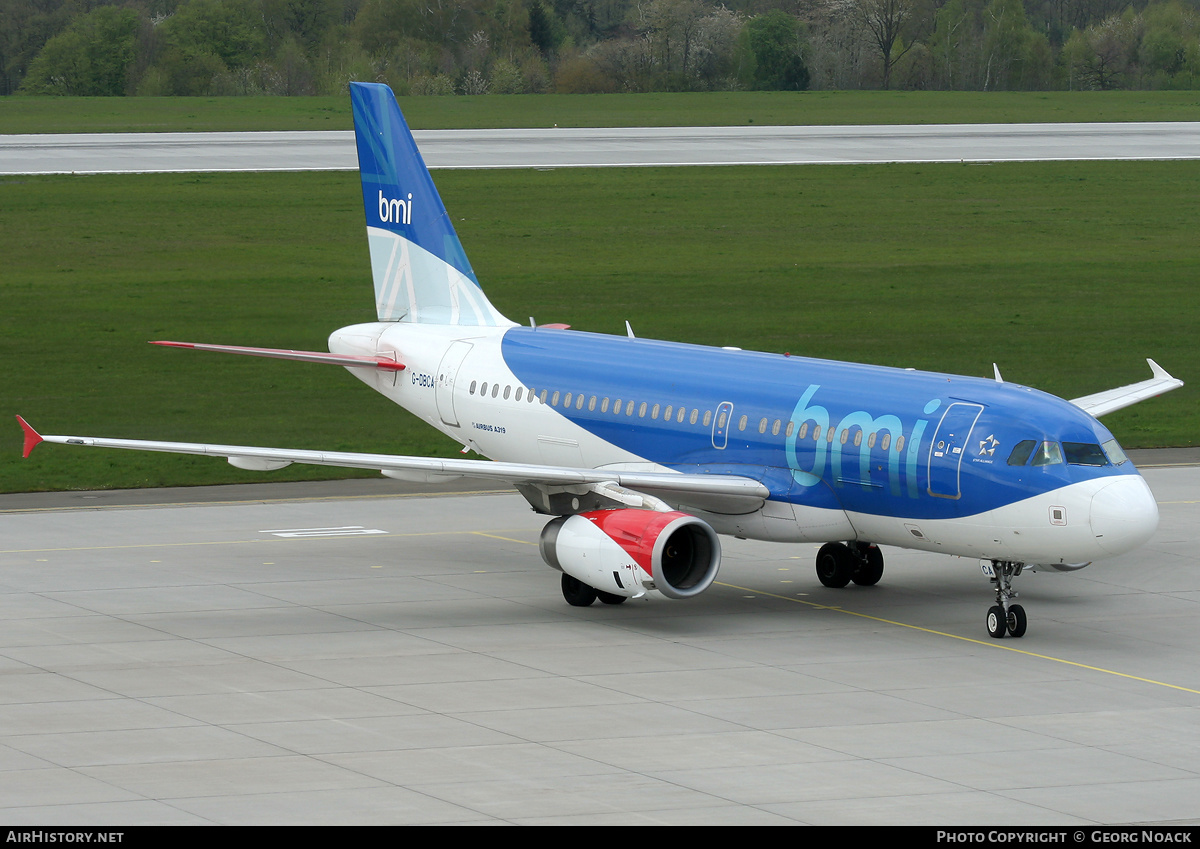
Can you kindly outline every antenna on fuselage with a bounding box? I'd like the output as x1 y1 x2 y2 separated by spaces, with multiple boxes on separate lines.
993 363 1004 383
626 321 636 338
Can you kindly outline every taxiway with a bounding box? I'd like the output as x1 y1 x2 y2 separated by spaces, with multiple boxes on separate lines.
0 452 1197 824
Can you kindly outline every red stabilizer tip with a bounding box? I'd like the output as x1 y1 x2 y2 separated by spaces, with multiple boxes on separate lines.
15 415 42 458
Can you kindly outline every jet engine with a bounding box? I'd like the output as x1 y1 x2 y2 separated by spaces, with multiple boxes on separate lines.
539 510 721 600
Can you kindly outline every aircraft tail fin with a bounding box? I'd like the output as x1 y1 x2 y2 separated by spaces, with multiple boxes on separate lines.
350 82 512 327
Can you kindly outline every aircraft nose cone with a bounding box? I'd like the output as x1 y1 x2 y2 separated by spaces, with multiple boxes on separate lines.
1090 475 1158 555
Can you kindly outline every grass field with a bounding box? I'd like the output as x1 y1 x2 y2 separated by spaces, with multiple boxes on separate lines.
3 90 1200 133
3 160 1196 493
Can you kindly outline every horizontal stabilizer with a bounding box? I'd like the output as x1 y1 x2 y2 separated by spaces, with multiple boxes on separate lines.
1070 358 1184 417
151 341 405 371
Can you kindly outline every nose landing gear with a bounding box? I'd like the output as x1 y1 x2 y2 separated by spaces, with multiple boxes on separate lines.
984 560 1027 638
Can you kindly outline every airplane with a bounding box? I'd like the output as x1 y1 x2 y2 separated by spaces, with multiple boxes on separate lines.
17 82 1184 639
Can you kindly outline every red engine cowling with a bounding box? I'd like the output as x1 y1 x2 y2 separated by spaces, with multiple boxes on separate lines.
539 510 721 600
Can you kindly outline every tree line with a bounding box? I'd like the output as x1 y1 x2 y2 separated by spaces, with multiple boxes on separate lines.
2 0 1198 97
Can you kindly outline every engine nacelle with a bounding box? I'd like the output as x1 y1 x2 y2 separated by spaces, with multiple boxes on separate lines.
539 510 721 600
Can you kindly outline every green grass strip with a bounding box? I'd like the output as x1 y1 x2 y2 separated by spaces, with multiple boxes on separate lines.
4 90 1200 134
2 160 1195 492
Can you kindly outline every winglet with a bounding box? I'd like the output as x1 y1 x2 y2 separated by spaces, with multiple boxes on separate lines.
15 415 42 458
1147 358 1172 380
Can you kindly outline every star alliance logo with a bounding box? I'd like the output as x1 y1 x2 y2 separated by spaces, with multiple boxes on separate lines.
978 434 999 456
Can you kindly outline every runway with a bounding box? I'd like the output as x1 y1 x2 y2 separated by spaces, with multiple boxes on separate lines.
1 452 1197 825
4 122 1200 174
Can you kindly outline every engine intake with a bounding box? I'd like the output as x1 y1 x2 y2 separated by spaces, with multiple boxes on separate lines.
540 510 721 600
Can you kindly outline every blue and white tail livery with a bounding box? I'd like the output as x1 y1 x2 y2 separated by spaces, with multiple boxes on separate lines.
352 83 511 326
19 82 1184 639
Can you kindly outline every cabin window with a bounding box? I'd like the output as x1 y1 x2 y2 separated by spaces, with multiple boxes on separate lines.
551 391 560 406
639 402 647 418
738 415 748 431
714 411 724 429
1031 441 1063 466
690 409 699 425
1063 442 1108 466
811 425 821 441
840 429 849 445
539 389 548 404
895 435 905 453
772 419 781 436
880 433 890 451
652 404 660 420
503 385 511 400
480 382 488 397
827 427 836 443
853 430 862 447
563 392 572 408
758 418 768 434
626 400 635 416
867 432 876 449
664 405 673 421
576 394 585 410
469 380 477 395
677 407 686 423
491 384 500 398
515 387 523 402
785 421 794 437
600 397 609 413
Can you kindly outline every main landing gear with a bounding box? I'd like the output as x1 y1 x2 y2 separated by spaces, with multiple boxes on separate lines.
984 560 1027 639
560 574 626 607
815 542 884 588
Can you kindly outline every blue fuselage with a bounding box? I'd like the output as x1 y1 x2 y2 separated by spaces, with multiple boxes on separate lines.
499 326 1134 522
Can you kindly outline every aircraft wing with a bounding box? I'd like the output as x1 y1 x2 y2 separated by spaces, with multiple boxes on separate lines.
15 417 769 511
1069 359 1184 418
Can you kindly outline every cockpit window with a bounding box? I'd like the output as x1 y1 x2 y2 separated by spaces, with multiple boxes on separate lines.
1030 441 1063 466
1102 438 1129 465
1063 442 1109 466
1007 440 1037 466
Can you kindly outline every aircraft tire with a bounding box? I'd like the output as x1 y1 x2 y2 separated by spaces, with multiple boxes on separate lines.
597 591 627 605
816 543 854 588
852 546 885 586
986 605 1007 638
1006 604 1027 638
562 574 598 607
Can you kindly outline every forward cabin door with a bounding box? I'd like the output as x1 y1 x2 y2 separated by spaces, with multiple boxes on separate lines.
926 402 984 499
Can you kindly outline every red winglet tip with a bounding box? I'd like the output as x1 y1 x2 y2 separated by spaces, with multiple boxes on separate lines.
150 340 193 348
15 415 42 458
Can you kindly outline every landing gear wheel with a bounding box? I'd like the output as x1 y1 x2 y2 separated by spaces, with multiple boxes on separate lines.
561 574 597 607
816 543 854 588
852 546 885 586
1006 603 1027 638
596 590 627 605
986 605 1007 639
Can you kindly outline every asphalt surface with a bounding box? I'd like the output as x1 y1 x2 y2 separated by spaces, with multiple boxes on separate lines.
4 122 1200 174
0 450 1197 825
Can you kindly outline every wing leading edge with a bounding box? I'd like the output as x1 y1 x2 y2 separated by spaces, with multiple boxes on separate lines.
1069 358 1184 418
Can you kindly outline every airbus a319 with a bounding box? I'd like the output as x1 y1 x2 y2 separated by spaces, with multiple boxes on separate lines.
18 83 1183 638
